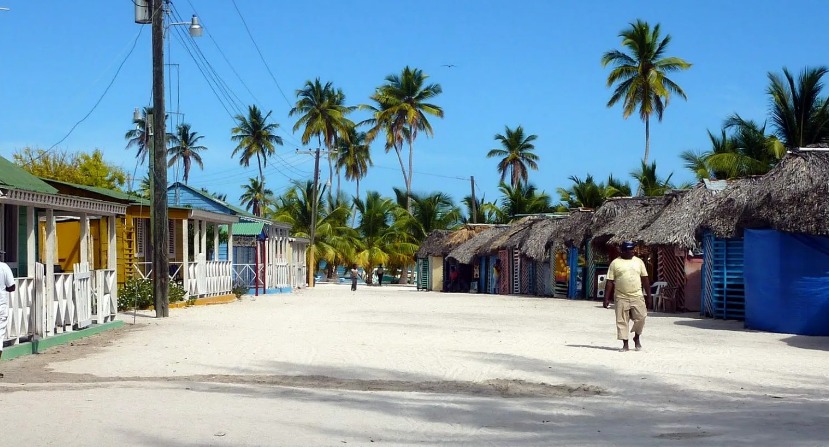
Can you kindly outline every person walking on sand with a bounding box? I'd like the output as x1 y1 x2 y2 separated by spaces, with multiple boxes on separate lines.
0 249 17 378
350 264 360 292
492 259 502 294
603 241 652 352
376 265 385 287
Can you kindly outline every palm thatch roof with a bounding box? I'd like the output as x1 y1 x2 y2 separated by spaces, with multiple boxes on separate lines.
740 149 829 236
521 217 564 261
549 209 595 251
447 225 511 264
415 230 452 259
638 178 760 248
415 225 494 259
490 216 544 252
590 196 672 245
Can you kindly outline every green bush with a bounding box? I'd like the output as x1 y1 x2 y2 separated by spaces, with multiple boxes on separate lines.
233 284 247 300
118 278 188 311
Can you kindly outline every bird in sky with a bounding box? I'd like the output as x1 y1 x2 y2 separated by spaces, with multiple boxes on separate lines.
441 64 457 68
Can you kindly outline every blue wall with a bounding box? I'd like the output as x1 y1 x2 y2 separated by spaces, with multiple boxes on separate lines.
167 186 231 214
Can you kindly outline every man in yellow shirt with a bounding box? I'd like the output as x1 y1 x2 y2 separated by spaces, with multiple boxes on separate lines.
603 241 652 352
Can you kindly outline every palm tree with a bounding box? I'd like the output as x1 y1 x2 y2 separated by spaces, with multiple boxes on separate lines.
336 127 373 225
125 107 173 165
231 105 284 185
353 191 418 284
462 195 499 224
290 78 355 196
630 160 675 196
602 19 692 168
362 66 444 211
239 177 273 217
767 66 829 148
407 190 462 240
167 123 207 184
495 183 552 222
486 125 540 188
271 180 357 277
557 175 628 209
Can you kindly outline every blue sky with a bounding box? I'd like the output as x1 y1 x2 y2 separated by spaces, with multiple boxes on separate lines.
1 0 827 211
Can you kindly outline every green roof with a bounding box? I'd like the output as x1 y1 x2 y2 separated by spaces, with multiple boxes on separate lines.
220 222 265 237
43 178 150 205
0 156 59 194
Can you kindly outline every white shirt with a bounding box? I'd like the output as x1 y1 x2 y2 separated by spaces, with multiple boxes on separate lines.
0 261 14 307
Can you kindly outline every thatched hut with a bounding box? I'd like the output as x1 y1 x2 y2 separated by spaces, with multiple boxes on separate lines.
415 226 492 291
446 225 510 294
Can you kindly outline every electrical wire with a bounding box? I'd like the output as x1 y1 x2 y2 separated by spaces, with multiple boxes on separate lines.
30 24 146 165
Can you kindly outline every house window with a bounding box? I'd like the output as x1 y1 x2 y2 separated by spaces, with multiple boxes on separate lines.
135 218 145 258
168 220 176 257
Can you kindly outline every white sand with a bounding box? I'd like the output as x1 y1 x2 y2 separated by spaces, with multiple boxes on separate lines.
3 284 829 446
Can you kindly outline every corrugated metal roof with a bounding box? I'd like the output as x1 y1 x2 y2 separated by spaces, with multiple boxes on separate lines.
0 156 59 194
43 178 149 204
220 222 265 236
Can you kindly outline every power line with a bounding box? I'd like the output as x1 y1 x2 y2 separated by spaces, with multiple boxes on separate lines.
371 164 470 181
230 0 293 109
32 24 146 164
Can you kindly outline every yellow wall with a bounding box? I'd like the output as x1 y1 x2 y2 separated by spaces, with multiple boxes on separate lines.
46 217 116 273
430 256 443 291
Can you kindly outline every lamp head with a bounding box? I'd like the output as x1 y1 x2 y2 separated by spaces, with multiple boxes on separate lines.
189 15 203 37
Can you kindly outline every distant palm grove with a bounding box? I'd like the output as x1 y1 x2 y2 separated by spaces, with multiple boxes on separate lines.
77 19 823 283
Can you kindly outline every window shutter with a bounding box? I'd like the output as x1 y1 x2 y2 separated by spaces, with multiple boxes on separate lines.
168 220 176 256
135 219 145 258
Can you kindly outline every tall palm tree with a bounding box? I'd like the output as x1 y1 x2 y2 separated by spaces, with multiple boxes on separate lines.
336 127 373 225
407 190 462 240
231 105 283 185
602 19 692 168
630 160 675 197
767 66 829 148
239 177 273 217
486 125 540 188
125 107 173 165
362 66 444 211
167 123 207 184
462 195 499 224
290 78 355 196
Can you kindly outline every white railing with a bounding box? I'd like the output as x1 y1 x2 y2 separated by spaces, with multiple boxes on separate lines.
52 272 75 334
4 275 37 344
73 263 93 329
267 261 290 289
132 262 184 281
203 261 232 296
93 269 117 324
232 263 262 289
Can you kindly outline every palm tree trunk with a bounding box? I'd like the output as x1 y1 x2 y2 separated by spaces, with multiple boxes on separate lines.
328 157 334 192
351 178 360 228
637 117 650 196
183 156 191 184
257 154 264 186
336 166 341 199
407 138 414 213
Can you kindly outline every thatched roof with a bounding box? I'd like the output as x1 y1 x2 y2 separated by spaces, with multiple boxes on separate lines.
491 216 544 252
638 179 760 248
521 217 563 261
415 225 493 259
415 230 452 258
447 225 510 264
741 150 829 236
590 196 672 245
549 209 595 251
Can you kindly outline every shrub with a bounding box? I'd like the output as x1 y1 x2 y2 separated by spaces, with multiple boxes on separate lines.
118 278 189 311
169 281 187 303
233 284 247 300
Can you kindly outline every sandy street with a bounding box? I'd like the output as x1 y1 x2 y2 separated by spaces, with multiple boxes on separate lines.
1 284 828 446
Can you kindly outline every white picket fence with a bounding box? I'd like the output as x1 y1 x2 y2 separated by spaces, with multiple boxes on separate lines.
3 262 117 346
267 261 290 289
187 260 232 298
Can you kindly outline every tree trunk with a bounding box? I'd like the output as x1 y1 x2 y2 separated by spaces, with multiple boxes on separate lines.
328 156 334 192
637 117 650 196
183 156 191 184
351 178 360 228
336 166 341 199
407 138 414 212
257 154 264 186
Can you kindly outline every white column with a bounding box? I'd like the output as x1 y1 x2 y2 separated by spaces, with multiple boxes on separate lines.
79 213 89 267
108 217 117 271
200 220 207 259
181 218 189 298
192 219 199 259
213 224 219 261
45 209 56 336
227 223 234 264
26 206 35 276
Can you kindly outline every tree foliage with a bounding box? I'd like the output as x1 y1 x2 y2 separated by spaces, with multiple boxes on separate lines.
14 147 127 190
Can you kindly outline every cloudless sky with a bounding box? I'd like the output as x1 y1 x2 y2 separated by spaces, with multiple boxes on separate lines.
1 0 827 212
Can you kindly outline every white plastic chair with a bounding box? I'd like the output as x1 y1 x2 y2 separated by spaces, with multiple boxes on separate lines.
650 281 668 311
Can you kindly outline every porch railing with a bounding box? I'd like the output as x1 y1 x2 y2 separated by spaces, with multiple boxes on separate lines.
4 274 39 345
132 262 184 281
187 260 232 297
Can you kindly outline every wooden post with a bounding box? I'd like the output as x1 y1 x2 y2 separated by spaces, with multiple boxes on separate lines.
26 206 35 276
192 219 199 260
227 223 233 264
213 223 219 261
254 238 259 297
80 213 89 267
45 208 56 336
200 219 207 260
108 216 118 313
181 218 189 299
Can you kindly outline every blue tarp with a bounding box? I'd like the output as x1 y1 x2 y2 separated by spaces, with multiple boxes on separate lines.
744 229 829 336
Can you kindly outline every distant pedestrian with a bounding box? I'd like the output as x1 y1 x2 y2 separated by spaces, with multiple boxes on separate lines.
603 241 652 352
376 265 385 286
492 259 502 294
350 264 360 292
0 249 17 378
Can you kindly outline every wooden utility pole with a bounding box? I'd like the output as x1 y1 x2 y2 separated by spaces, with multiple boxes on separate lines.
151 0 169 317
470 176 477 224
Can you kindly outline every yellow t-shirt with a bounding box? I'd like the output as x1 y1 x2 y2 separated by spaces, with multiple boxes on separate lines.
607 257 648 300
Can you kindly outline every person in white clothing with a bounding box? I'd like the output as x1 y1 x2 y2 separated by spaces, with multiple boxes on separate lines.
0 249 17 378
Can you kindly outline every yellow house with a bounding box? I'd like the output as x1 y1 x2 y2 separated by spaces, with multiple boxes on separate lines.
43 180 238 298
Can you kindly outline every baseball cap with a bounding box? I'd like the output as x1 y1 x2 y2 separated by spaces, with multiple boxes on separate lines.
621 241 635 250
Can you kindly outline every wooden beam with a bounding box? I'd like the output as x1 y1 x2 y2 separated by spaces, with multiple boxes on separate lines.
26 206 35 275
181 218 189 300
79 213 89 267
45 208 56 336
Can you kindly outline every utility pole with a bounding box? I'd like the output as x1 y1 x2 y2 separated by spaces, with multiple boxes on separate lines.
470 176 477 224
151 0 170 317
297 147 337 287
